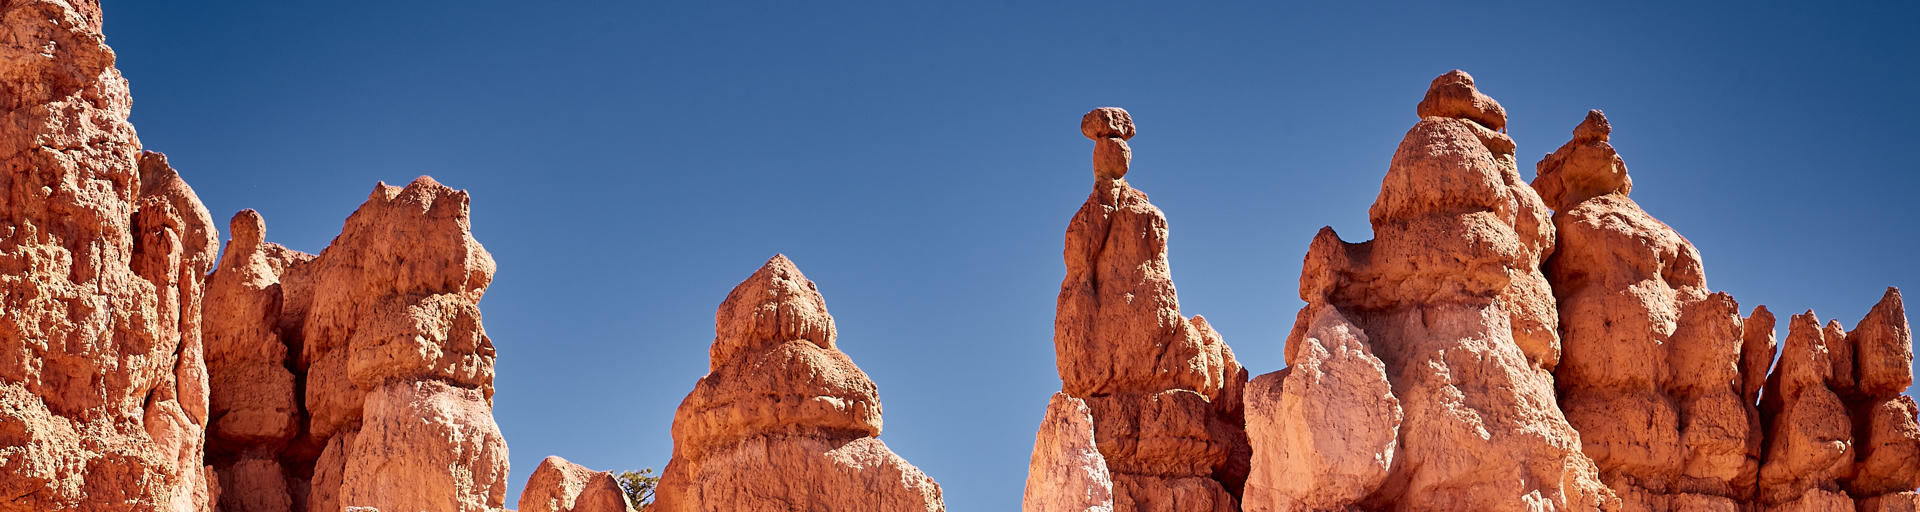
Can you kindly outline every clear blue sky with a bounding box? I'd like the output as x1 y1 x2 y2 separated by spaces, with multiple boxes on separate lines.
101 1 1916 508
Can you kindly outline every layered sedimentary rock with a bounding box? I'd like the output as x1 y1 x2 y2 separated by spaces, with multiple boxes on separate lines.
0 0 216 508
202 177 508 512
1245 71 1616 511
1038 107 1250 512
1024 392 1114 512
1532 109 1762 508
651 255 944 512
518 456 635 512
1755 290 1920 509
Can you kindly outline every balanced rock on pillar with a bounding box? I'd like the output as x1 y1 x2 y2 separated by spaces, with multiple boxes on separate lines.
1041 107 1249 512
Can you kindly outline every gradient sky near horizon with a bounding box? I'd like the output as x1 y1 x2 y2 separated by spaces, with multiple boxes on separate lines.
100 1 1916 508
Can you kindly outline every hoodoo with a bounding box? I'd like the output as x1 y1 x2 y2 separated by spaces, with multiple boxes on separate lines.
1030 107 1251 512
650 255 945 512
1244 71 1616 511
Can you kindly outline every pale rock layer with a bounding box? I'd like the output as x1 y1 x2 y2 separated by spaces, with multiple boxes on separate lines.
1024 392 1115 512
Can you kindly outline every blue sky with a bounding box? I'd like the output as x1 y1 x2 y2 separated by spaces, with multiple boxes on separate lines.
101 1 1916 508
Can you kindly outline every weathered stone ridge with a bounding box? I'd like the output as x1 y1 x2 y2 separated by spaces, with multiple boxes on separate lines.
651 255 945 512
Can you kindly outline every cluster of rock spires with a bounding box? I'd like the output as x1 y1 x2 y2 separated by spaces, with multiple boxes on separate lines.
1024 76 1920 511
2 1 1916 511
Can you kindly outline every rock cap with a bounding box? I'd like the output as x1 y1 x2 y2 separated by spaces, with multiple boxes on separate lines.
1081 107 1135 141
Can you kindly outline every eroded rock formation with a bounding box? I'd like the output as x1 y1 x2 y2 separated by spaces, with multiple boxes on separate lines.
1036 107 1250 512
1533 109 1763 508
0 0 216 508
651 255 944 512
518 455 635 512
1245 71 1617 511
1754 290 1920 510
1024 392 1115 512
203 178 508 512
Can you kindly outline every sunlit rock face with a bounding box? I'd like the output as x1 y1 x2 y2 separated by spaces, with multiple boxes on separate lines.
0 0 216 508
1246 70 1618 511
518 455 636 512
1034 107 1250 512
1532 109 1762 509
650 255 945 512
203 177 508 512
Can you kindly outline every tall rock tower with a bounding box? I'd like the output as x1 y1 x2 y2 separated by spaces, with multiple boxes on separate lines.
1031 107 1250 512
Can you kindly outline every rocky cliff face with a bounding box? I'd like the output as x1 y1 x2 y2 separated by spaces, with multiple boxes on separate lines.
0 3 508 511
650 255 945 512
0 0 216 508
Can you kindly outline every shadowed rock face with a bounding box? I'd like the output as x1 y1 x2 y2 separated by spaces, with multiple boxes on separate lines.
1038 107 1251 512
0 0 217 508
651 255 944 512
1249 70 1617 511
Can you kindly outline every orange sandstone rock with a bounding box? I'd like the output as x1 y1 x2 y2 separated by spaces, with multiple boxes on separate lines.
203 178 507 512
1024 392 1114 512
1242 306 1400 511
1044 107 1249 512
1263 71 1614 511
1533 110 1761 508
0 0 215 508
519 456 635 512
651 255 944 512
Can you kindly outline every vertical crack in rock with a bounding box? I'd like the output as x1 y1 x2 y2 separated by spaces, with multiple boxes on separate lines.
518 455 636 512
1035 107 1251 512
651 255 945 512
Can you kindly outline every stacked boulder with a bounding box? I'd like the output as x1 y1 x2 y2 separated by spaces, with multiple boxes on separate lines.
0 0 217 508
1033 108 1250 512
202 177 509 512
650 255 944 512
1532 109 1763 508
1242 71 1616 511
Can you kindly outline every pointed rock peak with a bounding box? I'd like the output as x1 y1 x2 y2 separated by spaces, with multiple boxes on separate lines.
229 209 266 249
1865 287 1906 323
1532 109 1633 211
1416 69 1507 131
1852 286 1913 396
1081 107 1135 141
1573 109 1611 143
712 254 838 368
1083 107 1135 181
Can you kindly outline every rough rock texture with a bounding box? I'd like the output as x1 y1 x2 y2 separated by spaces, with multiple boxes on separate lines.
518 455 635 512
0 0 215 508
1045 107 1250 512
1024 392 1114 512
651 255 944 512
1241 306 1400 511
1274 71 1616 510
1753 289 1920 507
199 178 508 512
1533 109 1761 508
